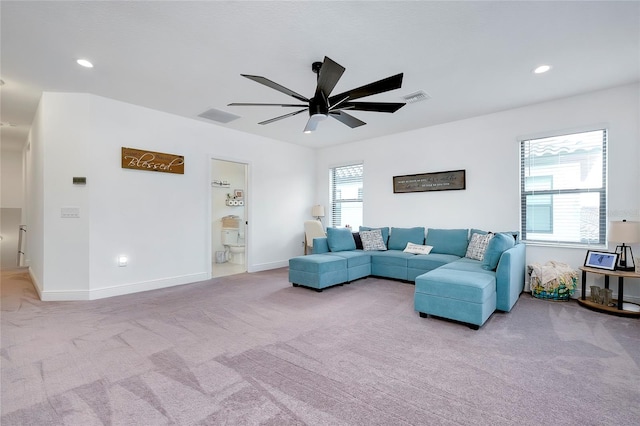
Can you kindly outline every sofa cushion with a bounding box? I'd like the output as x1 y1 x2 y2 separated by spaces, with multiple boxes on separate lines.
289 254 347 273
415 269 496 304
370 250 414 266
359 226 390 245
441 257 495 275
326 227 356 252
407 253 460 271
360 229 388 251
482 232 515 270
465 232 493 261
326 250 371 267
403 242 433 255
388 227 425 250
426 228 469 257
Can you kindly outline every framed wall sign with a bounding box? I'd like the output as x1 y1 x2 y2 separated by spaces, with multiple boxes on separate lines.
121 147 185 175
393 169 465 193
584 250 619 271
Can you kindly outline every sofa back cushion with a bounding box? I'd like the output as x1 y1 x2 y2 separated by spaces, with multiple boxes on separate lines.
388 227 425 250
326 227 356 252
426 228 469 257
359 226 390 245
481 233 516 270
472 228 520 242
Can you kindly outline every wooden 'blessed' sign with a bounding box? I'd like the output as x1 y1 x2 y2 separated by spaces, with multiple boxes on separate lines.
121 147 184 175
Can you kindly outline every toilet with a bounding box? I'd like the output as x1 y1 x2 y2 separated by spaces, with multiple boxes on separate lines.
222 226 245 265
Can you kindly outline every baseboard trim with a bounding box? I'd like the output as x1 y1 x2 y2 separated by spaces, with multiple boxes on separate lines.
39 272 209 301
248 260 288 273
28 268 44 299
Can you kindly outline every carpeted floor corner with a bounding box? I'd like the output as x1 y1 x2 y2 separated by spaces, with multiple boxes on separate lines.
2 267 639 425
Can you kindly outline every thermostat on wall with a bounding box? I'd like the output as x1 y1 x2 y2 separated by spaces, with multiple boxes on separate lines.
73 177 87 185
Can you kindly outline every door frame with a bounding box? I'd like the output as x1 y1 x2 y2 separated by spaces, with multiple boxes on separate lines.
208 155 251 278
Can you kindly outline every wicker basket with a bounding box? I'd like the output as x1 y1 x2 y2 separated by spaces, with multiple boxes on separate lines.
528 262 578 301
530 276 578 301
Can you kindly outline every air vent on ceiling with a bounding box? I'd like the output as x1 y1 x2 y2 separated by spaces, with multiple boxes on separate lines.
197 108 241 123
401 90 431 104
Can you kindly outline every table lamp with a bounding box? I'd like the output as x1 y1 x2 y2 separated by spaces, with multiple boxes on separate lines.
311 205 325 221
609 220 639 272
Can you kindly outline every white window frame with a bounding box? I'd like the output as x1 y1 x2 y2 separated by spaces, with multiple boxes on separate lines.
520 128 607 247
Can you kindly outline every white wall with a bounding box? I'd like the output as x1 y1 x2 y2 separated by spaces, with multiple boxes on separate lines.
26 92 316 300
316 83 640 300
1 148 24 208
1 146 26 268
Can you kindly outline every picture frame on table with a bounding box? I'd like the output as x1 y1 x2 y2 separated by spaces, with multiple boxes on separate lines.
584 250 619 271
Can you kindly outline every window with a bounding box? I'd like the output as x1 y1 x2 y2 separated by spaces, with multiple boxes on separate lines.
520 129 607 246
330 163 363 229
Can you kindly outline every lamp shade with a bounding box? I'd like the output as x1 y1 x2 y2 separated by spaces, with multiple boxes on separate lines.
609 220 640 244
311 205 325 218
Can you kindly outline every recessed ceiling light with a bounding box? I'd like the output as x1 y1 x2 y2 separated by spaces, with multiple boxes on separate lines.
533 65 551 74
76 59 94 68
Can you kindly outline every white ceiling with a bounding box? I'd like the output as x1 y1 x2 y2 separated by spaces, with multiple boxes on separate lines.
1 1 638 151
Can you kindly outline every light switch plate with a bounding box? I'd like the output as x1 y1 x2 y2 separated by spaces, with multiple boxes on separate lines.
61 207 80 218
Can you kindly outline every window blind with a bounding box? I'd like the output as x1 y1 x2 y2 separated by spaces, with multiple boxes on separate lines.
520 129 607 246
330 163 363 228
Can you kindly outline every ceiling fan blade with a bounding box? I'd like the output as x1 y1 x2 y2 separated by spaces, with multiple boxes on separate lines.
329 95 350 111
336 101 406 113
228 102 308 108
315 56 345 97
241 74 309 103
328 73 404 104
258 109 307 125
329 111 366 128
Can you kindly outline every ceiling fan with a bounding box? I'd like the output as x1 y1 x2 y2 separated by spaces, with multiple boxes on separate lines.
228 56 405 133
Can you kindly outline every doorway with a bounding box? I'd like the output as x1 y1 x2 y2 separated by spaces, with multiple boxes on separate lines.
211 158 248 278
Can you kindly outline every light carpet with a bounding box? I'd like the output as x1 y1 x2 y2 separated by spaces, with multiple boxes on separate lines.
1 267 639 425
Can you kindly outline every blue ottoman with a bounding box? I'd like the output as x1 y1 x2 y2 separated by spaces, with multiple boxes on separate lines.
414 269 497 329
289 254 348 292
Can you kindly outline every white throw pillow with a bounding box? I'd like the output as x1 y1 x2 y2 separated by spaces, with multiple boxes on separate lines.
360 229 388 251
403 242 433 255
465 232 494 261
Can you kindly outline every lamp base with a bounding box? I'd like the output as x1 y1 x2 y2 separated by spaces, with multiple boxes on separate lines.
614 244 636 272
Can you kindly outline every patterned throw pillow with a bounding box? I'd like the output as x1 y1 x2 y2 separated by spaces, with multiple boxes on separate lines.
360 229 388 251
465 232 494 261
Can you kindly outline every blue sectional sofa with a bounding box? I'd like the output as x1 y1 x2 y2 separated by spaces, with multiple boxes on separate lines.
288 226 526 329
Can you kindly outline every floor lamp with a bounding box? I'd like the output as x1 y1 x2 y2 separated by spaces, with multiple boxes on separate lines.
609 220 639 272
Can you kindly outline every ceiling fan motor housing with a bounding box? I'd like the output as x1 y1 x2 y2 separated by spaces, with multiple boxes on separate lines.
309 94 329 117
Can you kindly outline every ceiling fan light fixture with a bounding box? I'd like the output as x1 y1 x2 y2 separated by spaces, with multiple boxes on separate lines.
303 113 327 133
